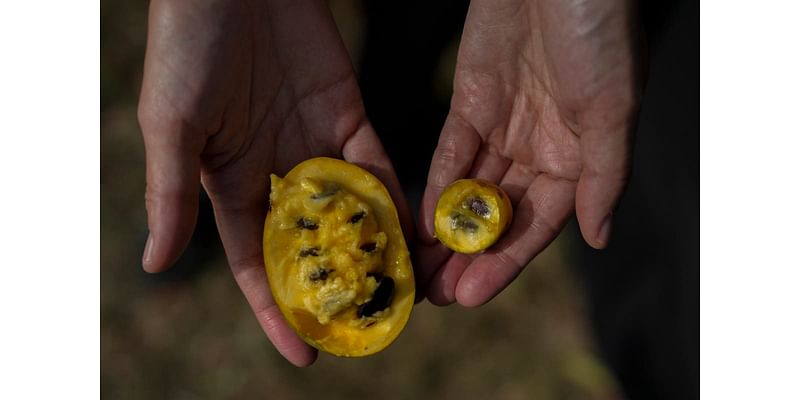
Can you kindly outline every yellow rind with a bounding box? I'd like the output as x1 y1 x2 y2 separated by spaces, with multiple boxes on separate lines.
434 179 513 254
263 157 414 357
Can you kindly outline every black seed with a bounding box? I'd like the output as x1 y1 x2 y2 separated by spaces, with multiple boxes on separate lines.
466 196 491 217
309 268 333 282
365 321 376 327
311 185 339 200
450 213 478 232
357 277 394 318
297 217 318 230
360 242 377 253
349 211 366 224
299 247 320 257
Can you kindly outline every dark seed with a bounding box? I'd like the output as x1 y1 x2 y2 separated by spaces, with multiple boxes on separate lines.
299 247 320 257
357 277 394 318
311 184 339 200
309 268 333 282
349 211 366 224
360 242 377 253
297 217 319 230
365 321 376 327
466 196 491 217
450 213 479 232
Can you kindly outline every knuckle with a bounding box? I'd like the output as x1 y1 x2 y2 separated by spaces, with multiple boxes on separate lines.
435 139 458 166
527 217 559 239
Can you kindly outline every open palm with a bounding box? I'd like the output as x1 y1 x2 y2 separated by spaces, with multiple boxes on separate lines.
138 0 410 366
418 0 642 307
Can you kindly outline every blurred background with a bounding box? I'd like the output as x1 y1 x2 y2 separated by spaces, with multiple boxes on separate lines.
101 1 697 399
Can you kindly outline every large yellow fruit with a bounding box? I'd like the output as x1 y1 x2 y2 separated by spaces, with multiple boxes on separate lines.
263 157 414 357
434 179 513 254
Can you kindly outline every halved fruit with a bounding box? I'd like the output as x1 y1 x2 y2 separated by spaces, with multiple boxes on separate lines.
263 157 414 357
434 179 513 254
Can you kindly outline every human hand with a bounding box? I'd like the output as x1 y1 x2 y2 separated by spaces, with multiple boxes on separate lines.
417 0 642 307
138 0 410 366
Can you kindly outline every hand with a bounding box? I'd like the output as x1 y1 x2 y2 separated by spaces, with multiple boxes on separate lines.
417 0 642 307
138 0 410 366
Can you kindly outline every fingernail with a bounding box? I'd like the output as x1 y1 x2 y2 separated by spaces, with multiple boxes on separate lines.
142 234 154 271
597 215 613 247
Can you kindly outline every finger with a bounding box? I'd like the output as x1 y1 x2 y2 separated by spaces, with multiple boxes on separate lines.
468 144 512 183
415 114 481 297
426 253 473 306
455 174 575 307
495 161 536 204
342 122 415 242
414 241 453 303
574 121 633 249
203 168 318 367
414 202 453 302
138 106 203 273
419 113 481 243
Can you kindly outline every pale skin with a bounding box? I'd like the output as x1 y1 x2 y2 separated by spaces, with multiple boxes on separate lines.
138 0 411 366
139 0 641 366
418 0 642 307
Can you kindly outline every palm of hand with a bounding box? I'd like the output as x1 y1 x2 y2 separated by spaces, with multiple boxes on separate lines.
418 0 640 307
140 0 368 177
138 0 408 366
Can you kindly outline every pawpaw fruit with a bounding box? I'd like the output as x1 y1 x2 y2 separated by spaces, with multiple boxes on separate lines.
434 179 513 254
263 157 414 357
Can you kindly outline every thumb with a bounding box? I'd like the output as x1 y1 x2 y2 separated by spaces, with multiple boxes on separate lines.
419 113 481 242
138 105 204 273
575 118 634 249
415 113 481 296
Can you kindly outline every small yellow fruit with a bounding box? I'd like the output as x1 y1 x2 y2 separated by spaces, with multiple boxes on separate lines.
434 179 513 254
263 157 414 357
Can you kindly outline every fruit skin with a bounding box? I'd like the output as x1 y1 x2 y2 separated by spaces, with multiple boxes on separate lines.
263 157 414 357
434 179 513 254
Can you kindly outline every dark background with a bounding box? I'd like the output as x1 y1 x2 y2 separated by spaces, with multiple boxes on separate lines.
101 0 697 399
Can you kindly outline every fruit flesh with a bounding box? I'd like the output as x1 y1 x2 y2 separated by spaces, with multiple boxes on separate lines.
263 158 413 357
434 179 513 254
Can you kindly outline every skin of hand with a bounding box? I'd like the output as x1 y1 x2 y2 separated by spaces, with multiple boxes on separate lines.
417 0 643 307
137 0 411 367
